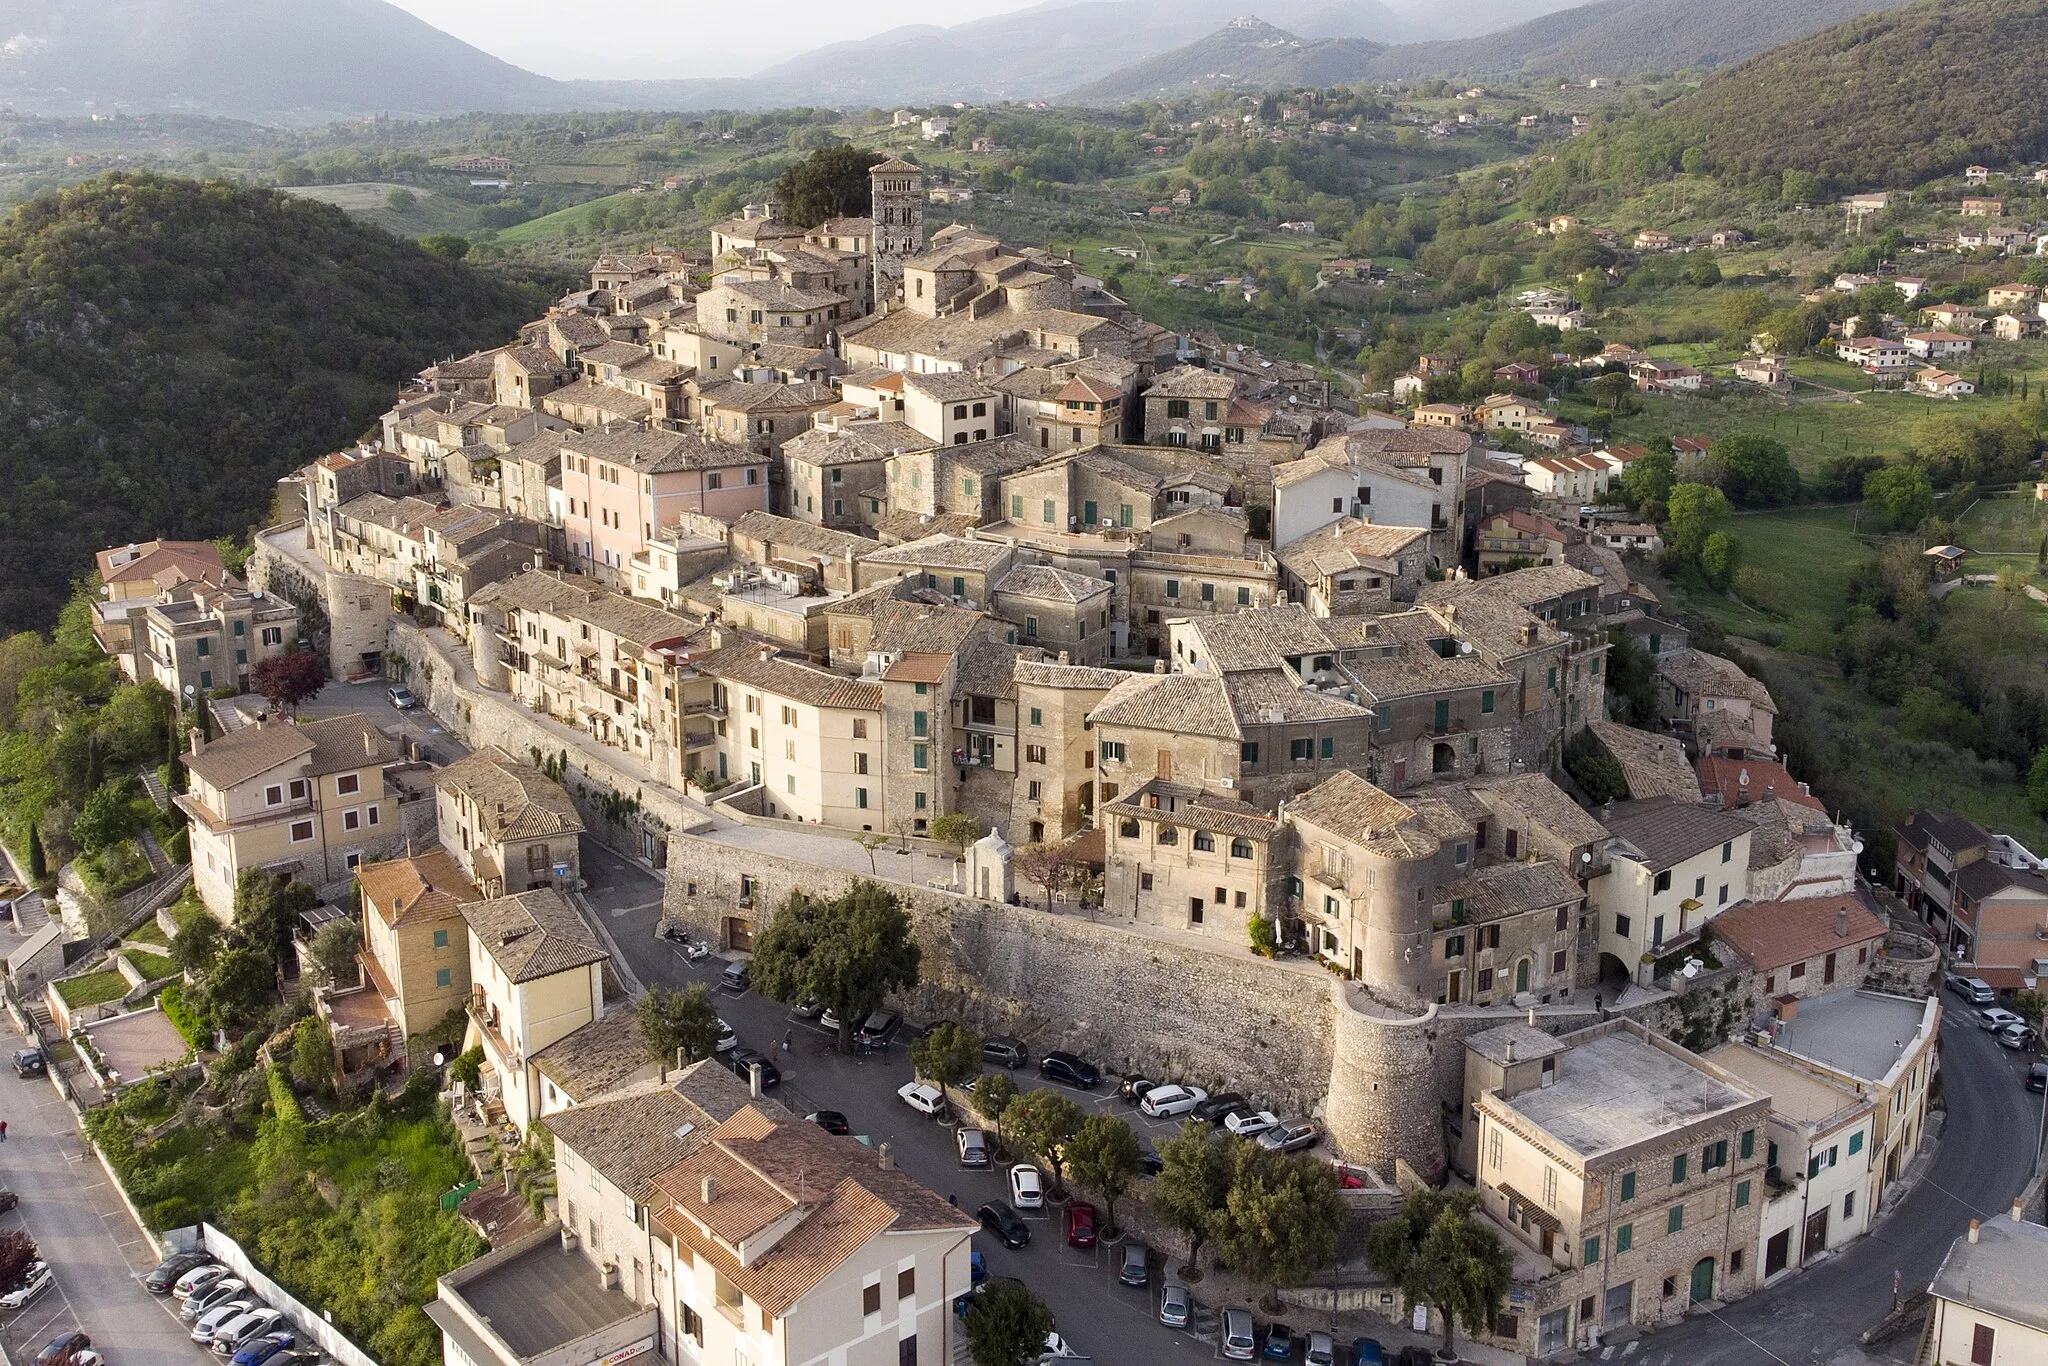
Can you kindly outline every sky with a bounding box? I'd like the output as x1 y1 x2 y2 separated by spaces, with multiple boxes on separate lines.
385 0 1050 80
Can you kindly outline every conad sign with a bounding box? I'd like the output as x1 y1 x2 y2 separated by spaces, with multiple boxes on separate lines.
590 1337 655 1366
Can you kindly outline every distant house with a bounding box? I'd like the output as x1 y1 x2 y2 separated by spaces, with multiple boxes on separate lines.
1912 368 1976 399
1965 164 1992 184
1528 304 1586 330
1630 358 1704 392
1993 313 2041 341
1411 403 1472 429
1922 303 1985 333
1961 197 2005 217
1987 283 2038 309
1834 272 1880 293
1894 276 1930 300
1905 330 1974 360
1599 523 1664 555
1493 361 1542 386
1836 335 1912 376
1476 393 1544 432
1277 220 1317 234
1171 187 1194 206
1548 215 1581 235
1391 373 1428 402
920 116 954 141
1734 355 1790 390
1710 229 1746 248
1670 436 1713 457
1634 229 1673 251
1847 192 1890 215
1147 204 1172 217
458 156 513 173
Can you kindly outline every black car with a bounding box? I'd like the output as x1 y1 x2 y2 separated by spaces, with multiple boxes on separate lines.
728 1048 781 1089
2030 1063 2048 1094
13 1048 43 1078
1039 1051 1100 1089
146 1251 214 1294
858 1011 901 1046
977 1202 1031 1249
1138 1145 1165 1176
982 1035 1028 1069
1392 1349 1434 1366
807 1110 852 1135
34 1331 89 1366
1191 1092 1249 1124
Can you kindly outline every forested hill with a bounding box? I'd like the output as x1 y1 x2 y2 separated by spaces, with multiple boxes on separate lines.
1572 0 2048 191
0 174 548 632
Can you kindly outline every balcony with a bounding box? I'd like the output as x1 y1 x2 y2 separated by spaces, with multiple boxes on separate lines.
683 699 726 718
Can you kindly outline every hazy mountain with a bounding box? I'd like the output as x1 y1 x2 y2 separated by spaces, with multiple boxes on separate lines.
1382 0 1594 39
1065 18 1382 105
1361 0 1921 78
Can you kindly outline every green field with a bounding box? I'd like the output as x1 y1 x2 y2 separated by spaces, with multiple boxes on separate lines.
493 190 651 245
281 182 477 237
56 969 129 1009
1956 491 2048 555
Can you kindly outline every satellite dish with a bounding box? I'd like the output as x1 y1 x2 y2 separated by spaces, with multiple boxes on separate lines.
1682 958 1703 979
432 1050 446 1067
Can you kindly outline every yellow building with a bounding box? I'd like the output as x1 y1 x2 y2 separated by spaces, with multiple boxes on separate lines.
358 849 482 1039
462 887 610 1134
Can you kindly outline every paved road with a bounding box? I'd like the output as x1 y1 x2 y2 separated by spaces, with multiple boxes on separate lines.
1629 1005 2041 1366
0 1021 213 1366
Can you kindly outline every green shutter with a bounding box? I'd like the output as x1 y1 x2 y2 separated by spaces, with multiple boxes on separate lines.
1667 1204 1684 1234
1672 1154 1687 1184
1735 1180 1750 1209
1584 1237 1600 1265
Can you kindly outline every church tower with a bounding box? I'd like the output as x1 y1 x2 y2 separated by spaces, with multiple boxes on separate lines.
868 156 925 313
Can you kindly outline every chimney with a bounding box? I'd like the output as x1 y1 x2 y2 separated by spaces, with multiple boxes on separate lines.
878 1142 896 1171
2014 1198 2025 1223
1057 651 1070 665
700 1176 716 1205
758 644 775 662
1504 1039 1515 1063
1153 659 1166 674
1528 1007 1537 1026
190 725 206 755
1836 905 1850 939
365 731 376 756
749 1062 764 1098
1969 1219 1981 1243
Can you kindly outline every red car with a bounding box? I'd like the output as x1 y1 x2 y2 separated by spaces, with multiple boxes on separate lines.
1065 1202 1098 1248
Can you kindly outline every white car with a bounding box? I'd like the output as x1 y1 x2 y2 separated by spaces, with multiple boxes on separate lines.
714 1019 737 1053
183 1280 249 1322
1009 1163 1044 1209
1223 1109 1279 1139
213 1309 287 1355
192 1301 258 1344
1139 1084 1208 1118
1980 1007 2026 1033
1040 1330 1078 1360
898 1082 947 1117
173 1263 231 1299
0 1263 51 1311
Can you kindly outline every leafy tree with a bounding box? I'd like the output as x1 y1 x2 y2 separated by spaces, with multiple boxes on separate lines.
235 868 316 965
1068 1114 1144 1237
637 983 722 1065
1365 1188 1513 1359
1583 372 1632 415
449 1045 484 1091
1863 463 1934 531
1154 1121 1233 1272
385 188 418 214
963 1278 1054 1366
1564 729 1628 803
1211 1145 1345 1295
1684 256 1722 288
2026 748 2048 819
252 650 327 714
171 897 225 975
1666 483 1733 562
1012 840 1078 909
2012 989 2044 1027
910 1022 982 1088
976 1069 1019 1135
1002 1088 1083 1193
289 1015 335 1096
1815 452 1887 501
70 781 139 853
25 821 45 884
0 1229 38 1295
771 144 877 227
307 917 361 987
1701 531 1741 591
929 812 981 860
420 234 471 261
1780 170 1821 204
1603 630 1659 728
1704 433 1799 506
1248 913 1278 957
749 880 921 1051
201 943 276 1027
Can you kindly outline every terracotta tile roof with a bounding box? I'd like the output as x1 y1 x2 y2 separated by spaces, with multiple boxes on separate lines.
1284 770 1414 844
462 888 608 983
1438 860 1583 924
1276 518 1430 578
1180 602 1336 672
1147 367 1238 399
1707 895 1885 972
994 564 1111 603
731 511 875 564
542 1073 736 1201
96 540 227 587
359 849 481 928
183 719 316 790
697 647 882 711
1600 798 1753 872
1103 779 1277 840
435 748 587 842
531 1008 658 1104
1587 721 1699 803
860 534 1011 573
1011 660 1128 691
1659 649 1776 713
1471 773 1610 847
1089 672 1240 739
902 371 993 403
873 510 979 542
1697 755 1824 813
884 651 951 684
560 427 759 474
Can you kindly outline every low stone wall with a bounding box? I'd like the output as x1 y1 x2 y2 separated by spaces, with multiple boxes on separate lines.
662 831 1338 1112
1866 931 1941 998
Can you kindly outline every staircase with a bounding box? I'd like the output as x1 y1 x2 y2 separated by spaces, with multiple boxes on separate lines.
138 770 171 811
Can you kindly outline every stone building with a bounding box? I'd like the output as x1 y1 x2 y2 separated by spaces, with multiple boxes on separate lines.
1276 519 1432 616
1010 660 1125 843
990 564 1115 664
1101 777 1286 938
98 584 300 700
1142 367 1239 449
869 156 926 309
1590 799 1755 983
461 887 610 1134
1706 895 1885 1001
433 748 587 897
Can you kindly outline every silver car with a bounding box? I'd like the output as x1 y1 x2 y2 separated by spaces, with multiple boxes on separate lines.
1159 1283 1192 1327
1222 1307 1256 1360
182 1280 249 1322
192 1301 257 1344
213 1309 287 1356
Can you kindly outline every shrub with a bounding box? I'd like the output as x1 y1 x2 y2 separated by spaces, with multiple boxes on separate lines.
160 982 208 1049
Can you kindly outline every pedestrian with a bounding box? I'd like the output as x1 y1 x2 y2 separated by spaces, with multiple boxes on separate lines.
783 1029 793 1053
2 1119 10 1140
948 1193 958 1207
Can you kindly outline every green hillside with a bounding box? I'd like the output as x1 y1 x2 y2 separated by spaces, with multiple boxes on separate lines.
0 173 548 631
494 190 647 245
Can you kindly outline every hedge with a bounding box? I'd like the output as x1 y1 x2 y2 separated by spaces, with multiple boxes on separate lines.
160 982 207 1049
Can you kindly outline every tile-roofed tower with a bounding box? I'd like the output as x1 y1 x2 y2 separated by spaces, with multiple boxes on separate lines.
869 156 924 312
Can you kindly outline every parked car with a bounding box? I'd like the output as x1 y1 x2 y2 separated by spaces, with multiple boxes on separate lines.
232 1336 299 1366
819 1008 842 1032
1305 1332 1337 1366
214 1309 288 1355
14 1048 44 1078
1065 1203 1097 1248
2030 1063 2048 1093
1350 1339 1385 1366
1257 1122 1322 1154
1009 1164 1044 1209
1947 974 1995 1005
183 1281 250 1322
386 684 418 710
147 1251 215 1294
1138 1145 1165 1176
1980 1007 2026 1033
727 1048 780 1089
806 1111 851 1136
713 1019 737 1053
1392 1348 1434 1366
1191 1093 1248 1124
34 1331 89 1366
792 996 822 1019
970 1250 988 1285
1998 1023 2039 1051
1042 1329 1077 1359
898 1082 947 1117
1039 1052 1100 1089
859 1011 901 1046
983 1036 1028 1069
175 1264 232 1299
193 1302 257 1345
1262 1323 1296 1360
956 1276 1036 1320
1119 1244 1148 1287
718 962 750 992
977 1203 1031 1249
1159 1282 1191 1327
1119 1075 1157 1104
1140 1084 1209 1118
1222 1308 1257 1361
1 1264 52 1311
0 1189 19 1212
1224 1110 1279 1139
957 1128 991 1168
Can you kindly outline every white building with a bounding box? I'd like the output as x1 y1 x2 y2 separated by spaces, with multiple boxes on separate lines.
1923 1207 2048 1366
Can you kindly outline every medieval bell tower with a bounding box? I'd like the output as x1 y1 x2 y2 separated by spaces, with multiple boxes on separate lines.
868 155 925 312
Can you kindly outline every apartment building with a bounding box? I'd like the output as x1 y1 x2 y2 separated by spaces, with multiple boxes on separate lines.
553 430 768 587
434 748 587 897
1102 778 1285 937
1142 367 1239 450
95 539 232 604
779 425 896 529
357 849 482 1039
1010 660 1125 843
1272 427 1473 565
1923 1209 2048 1366
1590 799 1755 981
318 493 542 631
1893 809 2048 978
180 714 401 918
1275 519 1432 616
98 584 300 699
1465 1020 1771 1357
991 565 1114 664
463 887 609 1133
693 645 885 828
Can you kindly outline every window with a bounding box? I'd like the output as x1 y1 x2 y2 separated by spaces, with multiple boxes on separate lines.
289 820 314 843
343 809 361 832
1809 1146 1838 1177
1702 1139 1728 1172
337 773 361 796
899 1339 918 1366
1672 1153 1687 1184
1848 1131 1864 1156
1740 1128 1755 1160
1972 1325 1995 1365
1615 1223 1632 1254
1653 870 1672 894
196 637 210 658
265 784 284 806
863 1283 882 1315
1735 1179 1751 1209
1201 582 1214 602
1667 1204 1684 1234
913 711 929 738
1165 579 1180 599
1193 831 1216 852
1100 740 1126 762
912 745 928 770
852 719 867 739
1043 499 1056 523
1012 494 1024 519
289 779 308 801
1241 741 1260 763
1157 827 1178 846
1231 838 1253 859
1237 586 1251 605
1025 745 1046 764
1551 949 1567 973
1445 935 1465 959
1721 840 1733 863
435 968 452 988
1620 1170 1636 1201
1290 738 1312 761
1030 707 1042 727
1584 1236 1600 1265
856 788 869 809
898 1267 915 1299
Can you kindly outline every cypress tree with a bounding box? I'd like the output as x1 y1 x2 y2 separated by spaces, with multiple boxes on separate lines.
27 823 46 884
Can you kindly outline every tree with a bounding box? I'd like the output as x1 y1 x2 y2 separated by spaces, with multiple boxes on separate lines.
1701 531 1741 590
1365 1188 1514 1359
171 898 224 975
1068 1115 1143 1237
25 821 46 885
252 650 326 714
1666 483 1733 562
1563 729 1627 803
1704 433 1799 506
1863 463 1934 531
963 1278 1054 1366
976 1069 1019 1135
910 1022 982 1088
1583 372 1632 415
929 812 981 861
749 881 921 1051
857 830 888 877
307 918 361 988
200 943 276 1027
235 868 316 965
1002 1087 1083 1193
0 1229 38 1295
420 234 471 261
385 188 418 214
70 781 139 853
1011 840 1076 909
2027 748 2048 819
637 983 723 1065
289 1015 334 1096
772 145 878 228
1154 1121 1234 1272
1211 1146 1345 1297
